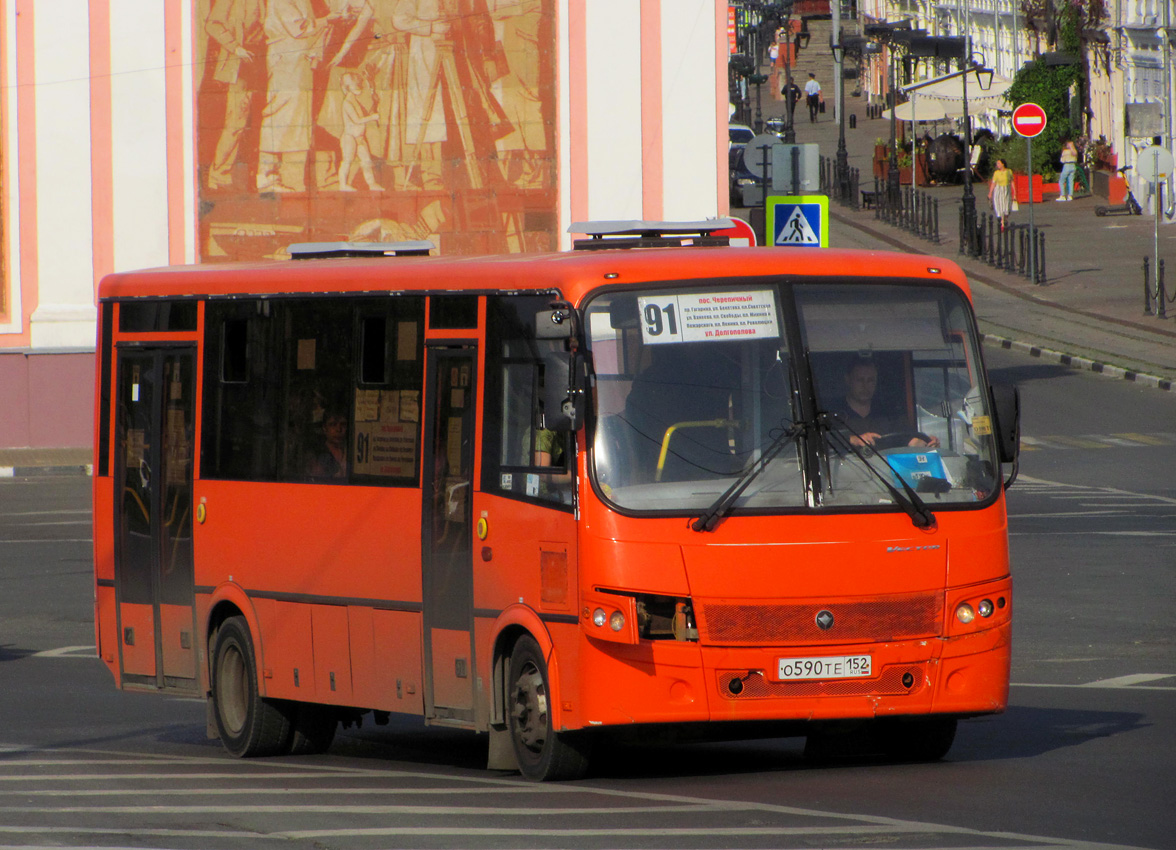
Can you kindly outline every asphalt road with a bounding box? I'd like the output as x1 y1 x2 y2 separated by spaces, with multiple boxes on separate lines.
1 348 1173 849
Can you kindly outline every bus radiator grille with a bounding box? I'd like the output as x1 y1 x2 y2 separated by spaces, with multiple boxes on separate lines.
698 593 942 645
717 665 925 699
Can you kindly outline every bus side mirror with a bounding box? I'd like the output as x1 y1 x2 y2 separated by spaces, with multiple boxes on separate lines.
989 383 1020 464
543 351 586 431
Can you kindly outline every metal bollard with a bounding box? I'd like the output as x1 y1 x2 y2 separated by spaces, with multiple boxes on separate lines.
1159 259 1167 320
1143 257 1152 314
1036 229 1046 284
850 114 857 129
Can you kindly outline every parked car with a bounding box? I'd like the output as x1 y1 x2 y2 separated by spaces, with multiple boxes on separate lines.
728 123 762 206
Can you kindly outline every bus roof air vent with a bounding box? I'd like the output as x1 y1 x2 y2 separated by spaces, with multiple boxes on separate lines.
568 219 736 251
287 241 434 259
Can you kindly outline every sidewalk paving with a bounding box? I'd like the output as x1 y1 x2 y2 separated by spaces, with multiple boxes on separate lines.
757 85 1176 391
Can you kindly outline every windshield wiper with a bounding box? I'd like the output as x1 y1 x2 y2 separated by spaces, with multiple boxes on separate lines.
819 413 937 530
691 421 805 533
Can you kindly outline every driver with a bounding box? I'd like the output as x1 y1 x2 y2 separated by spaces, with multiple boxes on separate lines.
832 358 939 449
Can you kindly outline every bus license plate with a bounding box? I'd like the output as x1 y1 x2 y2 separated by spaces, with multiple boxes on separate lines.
777 655 872 681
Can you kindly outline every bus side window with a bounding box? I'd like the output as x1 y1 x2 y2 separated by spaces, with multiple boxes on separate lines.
483 295 574 508
201 301 281 481
349 300 425 485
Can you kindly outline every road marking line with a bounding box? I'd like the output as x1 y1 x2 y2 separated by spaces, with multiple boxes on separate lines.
29 646 94 658
1081 674 1176 688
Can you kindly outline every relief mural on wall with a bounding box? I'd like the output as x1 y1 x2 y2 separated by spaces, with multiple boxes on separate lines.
196 0 556 261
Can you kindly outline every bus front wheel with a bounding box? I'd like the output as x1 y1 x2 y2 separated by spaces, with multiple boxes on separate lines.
211 616 291 757
878 716 958 762
507 636 591 781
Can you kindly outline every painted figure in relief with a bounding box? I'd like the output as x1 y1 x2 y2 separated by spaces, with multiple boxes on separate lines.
339 72 384 190
204 0 265 190
257 0 323 192
197 0 556 260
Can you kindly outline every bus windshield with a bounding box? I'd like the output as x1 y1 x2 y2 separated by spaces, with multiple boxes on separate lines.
586 281 1000 515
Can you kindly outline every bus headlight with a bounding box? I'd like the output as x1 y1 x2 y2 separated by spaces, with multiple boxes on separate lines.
592 608 607 627
977 599 994 618
609 611 625 632
955 602 976 624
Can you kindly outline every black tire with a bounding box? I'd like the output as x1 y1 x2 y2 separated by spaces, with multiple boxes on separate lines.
1095 206 1108 216
286 703 337 755
210 616 292 757
507 636 591 781
877 716 958 762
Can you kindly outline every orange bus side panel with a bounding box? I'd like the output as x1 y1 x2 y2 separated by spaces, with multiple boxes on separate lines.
159 604 197 680
349 607 425 713
193 481 423 605
95 585 119 674
312 605 353 703
119 603 156 678
256 600 314 700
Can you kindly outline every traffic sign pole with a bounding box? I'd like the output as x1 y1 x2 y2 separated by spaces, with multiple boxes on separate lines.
1012 103 1047 285
1027 136 1037 284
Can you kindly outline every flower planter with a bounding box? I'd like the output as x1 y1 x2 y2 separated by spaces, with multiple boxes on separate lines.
1013 173 1043 204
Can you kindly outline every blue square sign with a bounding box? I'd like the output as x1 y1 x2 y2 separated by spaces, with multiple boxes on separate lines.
765 195 829 248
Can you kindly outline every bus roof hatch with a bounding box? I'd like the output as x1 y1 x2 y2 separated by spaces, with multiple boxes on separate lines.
568 219 736 251
288 241 435 259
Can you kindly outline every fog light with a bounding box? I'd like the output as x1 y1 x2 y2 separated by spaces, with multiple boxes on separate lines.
955 602 976 624
609 611 625 632
978 599 994 618
592 608 607 627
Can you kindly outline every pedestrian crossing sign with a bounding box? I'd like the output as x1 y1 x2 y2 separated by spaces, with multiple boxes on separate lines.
766 195 828 248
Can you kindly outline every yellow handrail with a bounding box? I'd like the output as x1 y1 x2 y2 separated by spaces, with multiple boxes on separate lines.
655 419 736 482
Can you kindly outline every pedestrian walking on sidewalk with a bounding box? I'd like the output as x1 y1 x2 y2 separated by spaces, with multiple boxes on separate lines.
804 73 821 123
1058 140 1078 201
783 79 801 121
989 158 1013 229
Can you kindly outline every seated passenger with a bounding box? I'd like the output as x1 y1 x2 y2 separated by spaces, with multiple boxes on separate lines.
308 410 348 479
829 358 939 449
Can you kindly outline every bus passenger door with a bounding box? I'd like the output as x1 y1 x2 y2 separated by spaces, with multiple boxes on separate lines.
113 347 197 691
421 346 477 723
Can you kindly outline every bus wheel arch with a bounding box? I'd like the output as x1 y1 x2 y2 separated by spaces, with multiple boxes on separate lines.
208 614 292 757
503 633 591 781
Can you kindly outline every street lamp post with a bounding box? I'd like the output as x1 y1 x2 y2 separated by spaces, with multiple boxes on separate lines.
958 55 994 256
832 42 849 202
887 51 901 206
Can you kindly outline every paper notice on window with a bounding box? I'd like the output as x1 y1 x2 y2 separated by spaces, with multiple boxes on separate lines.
353 421 417 477
397 321 418 361
297 338 316 370
355 389 380 422
380 390 400 423
638 290 780 344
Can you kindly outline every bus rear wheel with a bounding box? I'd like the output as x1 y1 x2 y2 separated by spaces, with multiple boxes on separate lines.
507 636 591 781
211 616 291 757
286 703 337 755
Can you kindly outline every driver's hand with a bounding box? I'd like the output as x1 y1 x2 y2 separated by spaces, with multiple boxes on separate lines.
851 432 882 447
908 435 940 448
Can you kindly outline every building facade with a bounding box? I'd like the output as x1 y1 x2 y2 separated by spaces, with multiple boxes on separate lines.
1 0 729 450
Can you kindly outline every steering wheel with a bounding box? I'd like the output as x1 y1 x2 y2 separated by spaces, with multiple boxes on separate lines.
872 432 932 451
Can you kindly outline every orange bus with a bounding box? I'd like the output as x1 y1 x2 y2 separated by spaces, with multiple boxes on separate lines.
92 222 1020 780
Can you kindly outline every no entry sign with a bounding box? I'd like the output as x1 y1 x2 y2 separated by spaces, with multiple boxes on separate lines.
1012 102 1047 138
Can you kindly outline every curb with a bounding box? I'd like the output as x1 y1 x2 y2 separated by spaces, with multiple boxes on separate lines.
0 464 93 478
981 334 1176 392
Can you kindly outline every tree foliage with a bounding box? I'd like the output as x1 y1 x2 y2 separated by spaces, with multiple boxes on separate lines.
994 58 1082 176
